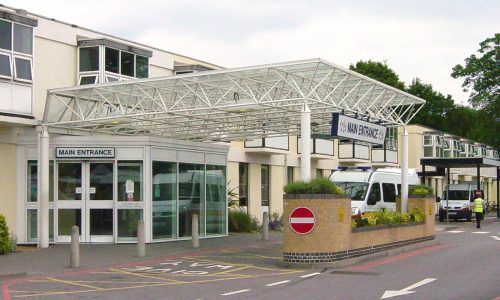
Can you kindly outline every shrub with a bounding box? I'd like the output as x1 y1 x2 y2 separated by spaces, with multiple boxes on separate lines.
410 208 425 222
284 177 342 195
0 214 11 255
409 184 434 196
352 208 424 229
228 211 259 232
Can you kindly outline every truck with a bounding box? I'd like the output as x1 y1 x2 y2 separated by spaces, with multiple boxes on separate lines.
329 168 419 219
439 183 484 222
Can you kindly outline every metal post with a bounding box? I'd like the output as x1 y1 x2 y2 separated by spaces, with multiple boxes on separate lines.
446 168 450 223
476 164 481 192
300 103 311 181
70 225 79 268
39 126 50 248
422 165 426 185
401 127 408 213
137 220 145 258
262 212 269 241
496 167 499 219
192 214 199 249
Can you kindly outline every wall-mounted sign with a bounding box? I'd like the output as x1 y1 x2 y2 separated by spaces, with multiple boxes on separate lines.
56 147 115 159
331 113 387 145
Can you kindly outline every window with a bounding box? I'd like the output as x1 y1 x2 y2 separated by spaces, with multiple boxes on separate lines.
79 75 98 85
423 135 433 146
136 55 148 78
367 183 381 204
106 75 119 82
0 19 34 82
287 166 294 184
382 183 396 203
239 163 249 206
206 165 226 235
0 54 11 77
316 169 323 178
105 47 119 73
79 47 99 72
261 165 269 206
152 161 177 240
118 161 143 202
178 163 205 237
121 51 134 77
0 20 12 50
13 24 33 54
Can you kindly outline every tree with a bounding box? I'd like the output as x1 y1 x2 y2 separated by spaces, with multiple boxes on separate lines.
451 34 500 144
406 78 455 131
349 60 405 90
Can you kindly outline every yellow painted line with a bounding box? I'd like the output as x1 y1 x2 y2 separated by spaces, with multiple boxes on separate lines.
209 266 252 277
183 256 300 273
109 268 186 284
46 277 105 291
26 280 169 284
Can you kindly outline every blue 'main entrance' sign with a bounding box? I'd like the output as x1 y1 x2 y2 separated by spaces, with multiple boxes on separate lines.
331 113 387 145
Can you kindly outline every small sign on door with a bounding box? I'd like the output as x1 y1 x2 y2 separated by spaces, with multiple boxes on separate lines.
89 187 96 194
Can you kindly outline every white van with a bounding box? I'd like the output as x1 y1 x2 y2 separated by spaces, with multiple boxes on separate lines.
439 183 484 222
329 168 419 218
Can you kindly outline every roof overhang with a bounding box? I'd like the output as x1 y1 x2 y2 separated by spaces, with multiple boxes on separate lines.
43 58 426 142
421 157 500 168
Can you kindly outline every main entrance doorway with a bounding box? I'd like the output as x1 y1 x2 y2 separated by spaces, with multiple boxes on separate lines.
56 162 114 243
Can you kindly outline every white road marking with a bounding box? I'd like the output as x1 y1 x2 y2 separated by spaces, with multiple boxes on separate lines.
381 278 436 299
221 289 250 296
472 231 490 234
300 272 321 278
447 230 465 233
490 236 500 241
266 280 290 286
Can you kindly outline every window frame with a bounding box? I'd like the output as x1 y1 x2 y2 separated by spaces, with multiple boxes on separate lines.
13 55 33 83
423 135 433 146
79 74 98 85
0 52 12 79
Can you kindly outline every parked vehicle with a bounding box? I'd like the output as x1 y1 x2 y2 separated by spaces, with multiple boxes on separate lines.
329 168 419 219
439 183 484 222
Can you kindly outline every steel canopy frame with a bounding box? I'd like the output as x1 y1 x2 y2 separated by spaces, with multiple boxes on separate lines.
43 58 426 141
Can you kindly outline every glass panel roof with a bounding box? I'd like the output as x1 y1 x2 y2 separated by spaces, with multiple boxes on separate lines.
43 58 425 141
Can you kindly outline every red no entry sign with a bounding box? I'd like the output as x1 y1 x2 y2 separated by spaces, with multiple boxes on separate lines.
289 207 315 234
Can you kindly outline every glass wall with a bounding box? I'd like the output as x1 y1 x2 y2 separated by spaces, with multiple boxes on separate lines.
178 163 205 237
206 165 226 235
27 209 53 242
239 163 248 206
118 209 142 240
118 161 143 201
152 161 177 240
27 161 54 202
58 163 82 200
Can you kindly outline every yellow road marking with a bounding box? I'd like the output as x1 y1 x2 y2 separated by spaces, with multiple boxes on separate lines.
109 268 185 284
221 250 281 260
182 256 301 273
46 277 105 291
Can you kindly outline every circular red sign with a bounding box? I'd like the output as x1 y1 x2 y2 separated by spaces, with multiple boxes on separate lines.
289 207 316 234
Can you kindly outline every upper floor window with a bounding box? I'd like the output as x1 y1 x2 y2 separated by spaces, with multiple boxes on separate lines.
0 18 34 83
78 39 151 85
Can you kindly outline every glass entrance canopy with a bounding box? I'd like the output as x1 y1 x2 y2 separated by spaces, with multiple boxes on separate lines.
43 58 426 141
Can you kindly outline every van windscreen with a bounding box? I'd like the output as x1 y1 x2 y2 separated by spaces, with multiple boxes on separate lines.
336 182 368 201
442 190 469 200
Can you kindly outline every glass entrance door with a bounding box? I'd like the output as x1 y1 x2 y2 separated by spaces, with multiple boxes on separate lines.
56 162 114 243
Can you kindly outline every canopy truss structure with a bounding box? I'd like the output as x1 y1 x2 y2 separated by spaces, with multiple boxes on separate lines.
43 58 426 142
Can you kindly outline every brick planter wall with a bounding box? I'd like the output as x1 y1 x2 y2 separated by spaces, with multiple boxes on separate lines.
282 195 435 263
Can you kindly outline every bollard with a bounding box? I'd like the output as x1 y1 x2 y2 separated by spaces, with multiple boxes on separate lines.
137 220 145 258
192 214 199 249
262 212 269 241
70 225 80 268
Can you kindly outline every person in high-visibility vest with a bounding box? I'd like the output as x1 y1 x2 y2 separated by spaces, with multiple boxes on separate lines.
471 190 484 229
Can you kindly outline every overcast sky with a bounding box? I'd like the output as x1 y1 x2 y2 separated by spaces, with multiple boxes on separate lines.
4 0 499 104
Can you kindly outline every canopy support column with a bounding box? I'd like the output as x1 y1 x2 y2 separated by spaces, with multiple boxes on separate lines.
300 103 311 181
38 126 50 248
401 127 408 213
476 164 481 193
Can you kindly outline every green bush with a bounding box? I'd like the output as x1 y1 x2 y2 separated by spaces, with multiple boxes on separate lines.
0 214 11 255
352 208 425 229
228 210 259 232
409 184 434 196
284 177 343 195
